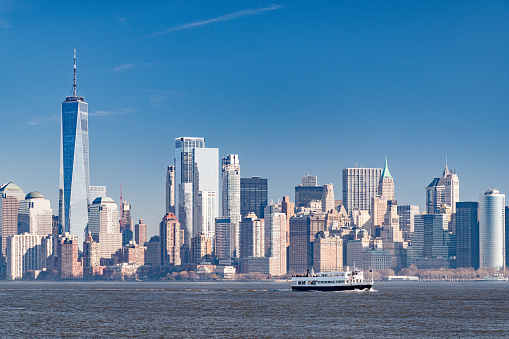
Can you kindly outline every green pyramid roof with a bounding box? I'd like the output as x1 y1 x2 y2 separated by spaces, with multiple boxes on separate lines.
0 182 22 192
381 158 392 180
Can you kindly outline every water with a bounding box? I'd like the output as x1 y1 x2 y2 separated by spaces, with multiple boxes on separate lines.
0 280 507 337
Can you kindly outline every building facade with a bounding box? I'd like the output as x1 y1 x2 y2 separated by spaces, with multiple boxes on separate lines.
88 197 122 260
166 166 175 214
343 167 382 215
240 176 268 218
426 164 459 214
160 213 181 267
479 189 505 268
222 154 241 258
0 182 25 261
455 202 479 269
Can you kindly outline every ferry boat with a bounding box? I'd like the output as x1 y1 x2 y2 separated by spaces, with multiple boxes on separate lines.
291 269 373 291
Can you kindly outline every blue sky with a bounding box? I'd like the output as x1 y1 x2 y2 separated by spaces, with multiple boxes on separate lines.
1 1 508 237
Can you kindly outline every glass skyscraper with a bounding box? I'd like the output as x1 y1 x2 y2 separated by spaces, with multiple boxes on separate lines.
59 51 90 247
479 189 505 268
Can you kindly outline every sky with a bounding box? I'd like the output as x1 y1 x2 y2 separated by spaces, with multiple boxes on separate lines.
1 1 509 237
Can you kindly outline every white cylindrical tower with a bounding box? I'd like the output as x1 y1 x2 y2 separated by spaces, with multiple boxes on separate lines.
479 189 505 268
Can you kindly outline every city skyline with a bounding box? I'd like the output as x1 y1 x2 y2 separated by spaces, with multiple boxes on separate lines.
1 1 509 236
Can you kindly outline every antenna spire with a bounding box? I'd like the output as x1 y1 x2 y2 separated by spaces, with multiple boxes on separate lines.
73 49 77 97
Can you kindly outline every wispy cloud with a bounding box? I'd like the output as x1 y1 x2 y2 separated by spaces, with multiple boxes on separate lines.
115 14 130 29
89 108 133 117
0 19 10 29
146 4 283 38
143 90 186 106
112 63 136 73
25 114 59 126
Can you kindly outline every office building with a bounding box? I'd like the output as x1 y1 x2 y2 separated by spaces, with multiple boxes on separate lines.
195 190 217 246
397 205 420 242
263 205 287 275
0 182 24 260
88 186 106 204
222 154 241 257
145 235 161 267
59 52 90 247
193 147 219 238
88 197 122 260
378 158 394 200
295 185 323 210
455 202 479 269
18 192 52 236
301 174 317 187
58 233 83 279
191 233 212 264
313 231 343 273
6 234 45 280
215 217 232 259
166 166 175 214
240 212 264 258
479 189 505 268
240 176 268 218
160 213 181 267
281 196 294 248
322 184 335 212
83 232 100 268
343 167 382 215
426 163 459 214
134 219 147 246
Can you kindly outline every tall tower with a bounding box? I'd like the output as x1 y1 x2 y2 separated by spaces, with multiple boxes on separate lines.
342 167 382 215
426 162 459 214
222 154 241 257
59 50 90 247
479 189 505 268
378 157 394 200
166 166 175 214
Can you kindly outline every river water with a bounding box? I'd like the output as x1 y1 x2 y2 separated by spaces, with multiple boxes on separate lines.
0 280 507 337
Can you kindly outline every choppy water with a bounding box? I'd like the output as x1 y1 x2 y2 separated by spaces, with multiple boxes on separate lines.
0 280 507 338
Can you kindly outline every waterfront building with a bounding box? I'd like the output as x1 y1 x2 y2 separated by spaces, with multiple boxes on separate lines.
362 249 392 270
378 158 394 200
407 214 455 268
0 182 24 260
222 154 241 257
88 197 122 260
191 233 212 264
166 166 175 214
397 205 419 242
240 176 268 218
83 232 100 268
479 189 505 268
17 192 52 236
313 231 343 273
160 213 181 267
426 163 459 214
134 219 147 246
263 205 287 275
240 213 264 258
115 241 146 266
301 174 317 187
59 52 90 248
214 217 232 259
6 234 45 280
455 202 479 269
144 235 161 267
58 233 83 279
343 167 382 215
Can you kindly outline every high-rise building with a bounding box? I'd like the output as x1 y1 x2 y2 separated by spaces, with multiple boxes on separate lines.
0 182 24 260
120 200 133 246
240 212 264 258
145 235 161 267
59 51 90 248
378 158 394 200
343 167 382 215
281 196 294 248
295 185 323 210
134 219 147 246
506 206 509 270
83 232 100 268
397 205 420 242
166 166 175 214
263 205 287 275
6 234 45 280
88 197 122 260
18 192 52 236
301 174 318 187
240 176 268 218
191 233 212 264
160 213 181 267
479 189 505 268
195 190 217 247
222 154 241 257
426 163 459 214
381 200 402 243
455 202 479 269
88 186 106 204
215 217 232 259
58 233 83 279
321 184 335 212
313 231 343 273
175 137 205 245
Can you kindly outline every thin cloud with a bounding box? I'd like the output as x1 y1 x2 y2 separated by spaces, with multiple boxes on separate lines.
146 4 283 38
25 114 59 126
89 108 133 117
0 19 10 29
143 90 186 106
112 63 136 73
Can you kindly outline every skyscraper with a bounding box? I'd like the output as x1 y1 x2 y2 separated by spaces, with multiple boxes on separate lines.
397 205 420 242
378 158 394 200
18 192 52 236
479 189 505 268
455 202 479 269
321 184 335 212
59 50 90 247
160 213 181 267
240 176 268 218
88 197 122 260
134 219 147 246
0 182 25 260
301 174 317 187
240 212 264 258
426 163 459 214
222 154 241 258
166 166 175 214
343 167 382 215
